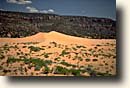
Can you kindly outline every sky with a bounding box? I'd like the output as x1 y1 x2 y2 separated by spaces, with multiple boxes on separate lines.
0 0 116 20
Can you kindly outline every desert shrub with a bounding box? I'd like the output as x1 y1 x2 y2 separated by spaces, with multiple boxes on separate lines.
113 55 116 59
77 57 83 61
76 45 86 48
19 56 53 67
28 64 33 69
60 50 70 57
111 65 114 69
72 47 77 51
3 44 10 51
3 69 11 73
18 67 24 72
69 69 81 76
35 65 41 71
99 64 104 66
43 66 50 74
50 41 57 47
23 57 30 64
7 56 21 63
96 44 101 46
28 46 44 52
16 52 20 55
31 58 52 67
60 61 76 67
43 60 53 65
85 58 91 62
48 46 51 48
43 53 52 58
85 67 97 76
54 57 61 61
54 66 70 75
0 53 5 59
88 64 93 68
93 59 98 62
0 66 3 70
22 46 27 48
93 54 99 57
105 63 108 66
96 72 112 76
54 66 84 76
14 45 18 49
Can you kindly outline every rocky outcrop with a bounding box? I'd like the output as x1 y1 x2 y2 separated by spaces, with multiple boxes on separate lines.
0 10 116 39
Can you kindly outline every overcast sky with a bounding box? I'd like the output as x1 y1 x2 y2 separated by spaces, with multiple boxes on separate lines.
0 0 116 20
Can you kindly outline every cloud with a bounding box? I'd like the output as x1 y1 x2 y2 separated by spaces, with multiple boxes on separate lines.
40 9 55 13
26 6 55 13
6 0 32 4
48 9 55 13
0 9 4 11
26 6 39 13
40 10 48 13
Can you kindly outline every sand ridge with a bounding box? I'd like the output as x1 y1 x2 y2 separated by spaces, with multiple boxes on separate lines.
0 31 115 45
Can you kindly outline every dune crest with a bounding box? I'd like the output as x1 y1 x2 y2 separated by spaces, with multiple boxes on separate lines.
43 31 115 45
0 31 115 45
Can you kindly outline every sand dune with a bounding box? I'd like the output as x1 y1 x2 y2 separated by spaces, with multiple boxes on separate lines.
0 32 45 44
0 31 116 76
43 31 115 45
0 31 115 45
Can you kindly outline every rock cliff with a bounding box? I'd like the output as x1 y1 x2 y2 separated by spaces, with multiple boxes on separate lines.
0 10 116 39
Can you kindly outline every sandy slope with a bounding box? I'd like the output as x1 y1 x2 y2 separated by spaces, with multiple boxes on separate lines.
0 32 45 45
0 31 116 76
0 31 115 45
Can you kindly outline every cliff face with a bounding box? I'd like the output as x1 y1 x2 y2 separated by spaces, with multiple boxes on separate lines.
0 10 116 39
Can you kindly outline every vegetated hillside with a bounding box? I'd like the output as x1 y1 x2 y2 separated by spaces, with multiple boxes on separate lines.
0 10 116 39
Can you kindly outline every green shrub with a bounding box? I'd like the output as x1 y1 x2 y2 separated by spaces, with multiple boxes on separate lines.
72 47 77 51
43 66 50 74
35 65 41 71
96 44 101 46
76 45 86 48
93 59 98 62
7 56 21 63
54 57 61 61
54 66 70 75
60 61 76 67
85 58 91 62
3 44 10 51
86 67 97 76
0 66 3 70
97 72 112 76
43 53 52 58
69 69 81 76
0 54 5 59
22 46 27 48
28 46 44 52
60 50 70 57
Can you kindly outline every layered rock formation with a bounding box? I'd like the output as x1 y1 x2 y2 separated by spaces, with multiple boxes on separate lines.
0 10 116 39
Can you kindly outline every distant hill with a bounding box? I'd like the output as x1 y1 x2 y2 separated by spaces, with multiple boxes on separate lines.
0 10 116 39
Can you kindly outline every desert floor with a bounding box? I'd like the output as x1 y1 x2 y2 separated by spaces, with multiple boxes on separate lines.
0 31 116 76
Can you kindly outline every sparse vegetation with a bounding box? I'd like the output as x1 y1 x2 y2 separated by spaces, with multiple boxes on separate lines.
85 58 91 62
60 61 76 67
0 38 116 76
28 46 44 52
43 53 52 58
60 50 70 57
